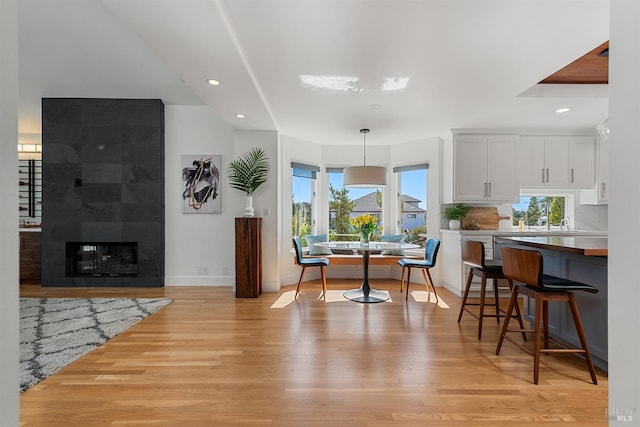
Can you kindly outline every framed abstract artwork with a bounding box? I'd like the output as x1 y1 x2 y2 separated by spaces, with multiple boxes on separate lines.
181 155 221 214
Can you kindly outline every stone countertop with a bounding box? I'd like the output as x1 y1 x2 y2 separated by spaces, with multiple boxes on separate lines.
494 235 608 257
440 229 607 237
19 227 41 232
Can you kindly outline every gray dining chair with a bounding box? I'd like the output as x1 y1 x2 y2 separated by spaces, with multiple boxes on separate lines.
292 236 329 300
397 238 440 302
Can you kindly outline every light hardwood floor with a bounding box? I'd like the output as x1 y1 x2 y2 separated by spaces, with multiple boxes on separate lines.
19 280 608 426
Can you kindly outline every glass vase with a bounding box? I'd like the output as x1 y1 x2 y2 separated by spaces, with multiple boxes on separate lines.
360 229 373 246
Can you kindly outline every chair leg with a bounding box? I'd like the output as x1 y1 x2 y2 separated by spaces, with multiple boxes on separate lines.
533 295 544 385
405 268 412 301
496 284 520 355
543 300 550 353
567 293 598 385
424 269 438 303
507 279 527 342
493 278 500 323
400 267 406 292
320 266 327 300
478 275 487 339
295 267 306 298
458 269 474 323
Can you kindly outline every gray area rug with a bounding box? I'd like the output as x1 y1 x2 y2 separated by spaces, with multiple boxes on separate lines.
20 297 172 392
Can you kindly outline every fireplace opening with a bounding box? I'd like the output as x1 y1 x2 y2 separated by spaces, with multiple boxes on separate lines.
66 242 138 277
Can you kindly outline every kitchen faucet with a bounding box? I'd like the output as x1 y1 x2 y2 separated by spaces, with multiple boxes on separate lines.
560 217 570 231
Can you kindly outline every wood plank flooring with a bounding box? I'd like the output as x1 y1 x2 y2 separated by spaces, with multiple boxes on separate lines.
19 280 608 426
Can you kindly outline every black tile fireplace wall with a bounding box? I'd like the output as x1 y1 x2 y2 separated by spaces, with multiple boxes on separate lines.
41 98 165 287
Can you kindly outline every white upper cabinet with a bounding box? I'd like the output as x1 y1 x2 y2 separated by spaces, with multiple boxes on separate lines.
568 136 596 188
580 137 608 204
453 134 519 202
598 139 609 203
519 135 594 189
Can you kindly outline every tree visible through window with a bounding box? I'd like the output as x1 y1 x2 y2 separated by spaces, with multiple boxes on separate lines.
292 163 317 245
512 196 566 228
329 183 355 236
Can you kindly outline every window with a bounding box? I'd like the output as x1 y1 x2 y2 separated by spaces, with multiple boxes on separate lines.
327 168 383 241
512 195 567 231
292 163 318 246
394 164 428 245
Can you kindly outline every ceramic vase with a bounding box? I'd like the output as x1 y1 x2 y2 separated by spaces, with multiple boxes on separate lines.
449 219 461 230
244 195 255 217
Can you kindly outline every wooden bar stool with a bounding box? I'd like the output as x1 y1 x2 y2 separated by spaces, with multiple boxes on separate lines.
458 239 526 339
496 246 598 385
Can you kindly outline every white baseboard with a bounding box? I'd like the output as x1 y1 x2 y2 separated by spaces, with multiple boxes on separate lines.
164 275 233 286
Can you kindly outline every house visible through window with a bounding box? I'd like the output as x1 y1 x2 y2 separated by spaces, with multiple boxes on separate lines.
292 162 318 246
394 164 428 245
327 168 383 241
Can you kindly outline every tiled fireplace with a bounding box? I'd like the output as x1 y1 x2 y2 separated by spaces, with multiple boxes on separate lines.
41 98 164 287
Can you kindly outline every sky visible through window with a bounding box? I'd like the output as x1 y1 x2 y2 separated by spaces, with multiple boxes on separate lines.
292 170 428 209
513 196 531 211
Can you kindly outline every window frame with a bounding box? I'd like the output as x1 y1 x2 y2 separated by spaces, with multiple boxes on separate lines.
291 162 320 245
394 163 428 242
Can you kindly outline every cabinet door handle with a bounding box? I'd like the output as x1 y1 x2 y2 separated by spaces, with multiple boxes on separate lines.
546 168 549 183
570 168 575 183
601 182 606 197
483 182 487 197
488 182 492 198
541 168 545 183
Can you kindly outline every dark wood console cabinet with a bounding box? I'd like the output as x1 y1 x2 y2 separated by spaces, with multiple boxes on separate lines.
20 231 41 283
235 217 262 298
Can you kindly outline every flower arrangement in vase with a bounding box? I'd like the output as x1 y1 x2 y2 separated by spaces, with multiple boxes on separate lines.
350 214 381 245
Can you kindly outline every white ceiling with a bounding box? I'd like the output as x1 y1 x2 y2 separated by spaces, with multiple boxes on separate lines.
17 0 609 145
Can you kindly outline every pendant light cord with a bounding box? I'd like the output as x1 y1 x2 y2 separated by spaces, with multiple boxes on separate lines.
360 128 370 166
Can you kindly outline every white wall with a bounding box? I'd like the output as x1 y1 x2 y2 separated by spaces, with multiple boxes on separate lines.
279 135 323 286
0 0 20 423
164 105 236 286
609 0 640 420
390 137 443 284
164 106 278 290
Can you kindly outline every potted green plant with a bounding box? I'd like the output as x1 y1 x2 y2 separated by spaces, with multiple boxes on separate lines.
443 203 470 230
227 147 270 216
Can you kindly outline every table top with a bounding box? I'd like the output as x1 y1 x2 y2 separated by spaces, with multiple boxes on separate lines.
315 241 420 252
495 236 608 257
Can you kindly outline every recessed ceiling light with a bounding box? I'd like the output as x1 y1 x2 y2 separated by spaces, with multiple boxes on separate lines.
236 114 245 119
207 79 220 86
555 107 571 114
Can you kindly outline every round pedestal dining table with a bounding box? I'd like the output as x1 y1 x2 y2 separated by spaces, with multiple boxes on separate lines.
314 241 419 303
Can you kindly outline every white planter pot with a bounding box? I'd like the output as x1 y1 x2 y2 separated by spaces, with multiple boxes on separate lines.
244 195 255 217
448 219 461 230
